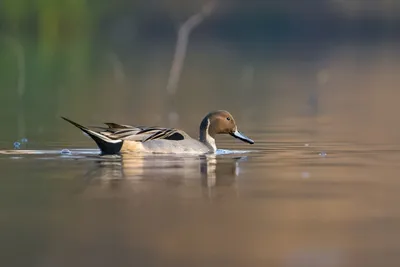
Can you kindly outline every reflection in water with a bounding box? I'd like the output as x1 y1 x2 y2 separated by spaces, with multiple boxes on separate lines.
79 153 246 191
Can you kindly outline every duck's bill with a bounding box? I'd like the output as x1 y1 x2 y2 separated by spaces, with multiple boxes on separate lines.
230 130 254 144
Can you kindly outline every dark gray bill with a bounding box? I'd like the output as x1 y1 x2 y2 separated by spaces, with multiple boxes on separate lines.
230 130 254 144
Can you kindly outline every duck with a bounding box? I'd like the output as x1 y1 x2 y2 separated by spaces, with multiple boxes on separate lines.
62 110 254 155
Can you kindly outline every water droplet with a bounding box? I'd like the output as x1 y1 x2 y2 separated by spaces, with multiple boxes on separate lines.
20 138 28 143
60 149 72 155
13 142 21 149
319 151 327 157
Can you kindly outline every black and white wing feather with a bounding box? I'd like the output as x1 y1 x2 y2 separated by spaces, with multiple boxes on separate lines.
96 123 187 142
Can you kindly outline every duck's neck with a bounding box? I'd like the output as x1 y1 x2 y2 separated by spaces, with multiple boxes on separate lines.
199 118 217 152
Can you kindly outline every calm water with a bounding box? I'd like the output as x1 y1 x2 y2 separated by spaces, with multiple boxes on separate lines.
2 118 400 267
2 41 400 266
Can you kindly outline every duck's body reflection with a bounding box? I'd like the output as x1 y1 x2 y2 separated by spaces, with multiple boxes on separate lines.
77 154 247 198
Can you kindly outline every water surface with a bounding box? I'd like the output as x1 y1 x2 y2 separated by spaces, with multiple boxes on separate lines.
2 117 400 267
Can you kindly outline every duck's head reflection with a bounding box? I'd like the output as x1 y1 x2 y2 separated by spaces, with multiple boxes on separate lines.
81 153 247 189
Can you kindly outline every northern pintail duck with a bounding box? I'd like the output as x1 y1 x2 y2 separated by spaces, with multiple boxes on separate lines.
62 110 254 154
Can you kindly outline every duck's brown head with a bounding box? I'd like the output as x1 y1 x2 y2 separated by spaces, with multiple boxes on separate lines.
199 110 254 148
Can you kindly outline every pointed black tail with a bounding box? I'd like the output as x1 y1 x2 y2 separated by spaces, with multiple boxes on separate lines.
61 117 123 155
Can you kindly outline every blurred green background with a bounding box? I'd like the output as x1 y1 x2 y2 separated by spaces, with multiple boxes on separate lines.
0 0 399 145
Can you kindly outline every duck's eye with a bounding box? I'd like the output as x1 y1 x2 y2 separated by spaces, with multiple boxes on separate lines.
226 117 231 121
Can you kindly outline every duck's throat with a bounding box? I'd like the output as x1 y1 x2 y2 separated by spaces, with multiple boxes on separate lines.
204 134 216 151
199 119 217 152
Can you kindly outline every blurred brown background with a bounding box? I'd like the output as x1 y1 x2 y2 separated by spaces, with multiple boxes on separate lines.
1 0 400 145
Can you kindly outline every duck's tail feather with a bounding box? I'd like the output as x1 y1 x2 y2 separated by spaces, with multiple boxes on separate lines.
61 117 123 155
